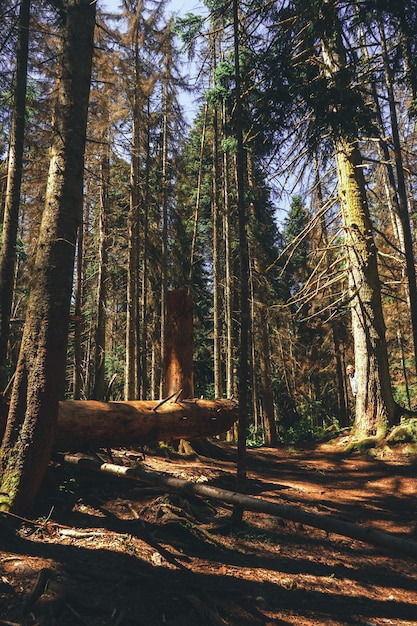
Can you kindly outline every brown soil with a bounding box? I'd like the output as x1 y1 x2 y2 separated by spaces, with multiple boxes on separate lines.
1 439 417 625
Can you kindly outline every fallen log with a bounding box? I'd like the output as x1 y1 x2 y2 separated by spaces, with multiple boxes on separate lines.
60 452 417 562
0 396 238 451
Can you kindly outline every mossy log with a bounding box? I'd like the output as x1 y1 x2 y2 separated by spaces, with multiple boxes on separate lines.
0 397 238 451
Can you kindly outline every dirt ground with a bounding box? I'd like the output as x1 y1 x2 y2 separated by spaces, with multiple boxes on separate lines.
1 438 417 626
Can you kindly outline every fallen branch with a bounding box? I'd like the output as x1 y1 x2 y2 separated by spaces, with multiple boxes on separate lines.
60 452 417 561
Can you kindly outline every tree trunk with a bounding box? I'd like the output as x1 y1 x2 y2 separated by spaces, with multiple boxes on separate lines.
247 150 277 446
212 97 223 399
139 99 151 400
222 106 234 403
189 104 207 288
232 0 250 520
257 302 277 445
92 137 109 400
0 398 238 451
378 16 417 376
334 138 396 437
159 78 169 398
320 2 396 438
72 204 85 400
0 0 31 391
314 153 349 427
163 289 194 399
0 0 96 514
125 97 140 400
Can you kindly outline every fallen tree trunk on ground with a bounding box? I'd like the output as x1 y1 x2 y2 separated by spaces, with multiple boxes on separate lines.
60 452 417 561
0 397 238 451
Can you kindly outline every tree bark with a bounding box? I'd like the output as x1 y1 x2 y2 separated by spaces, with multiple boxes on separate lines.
232 0 250 521
0 398 238 451
125 91 140 400
212 93 223 399
72 206 85 400
314 153 349 427
92 135 109 400
257 302 277 445
320 1 396 437
139 99 151 400
159 74 169 398
222 107 234 403
378 16 417 377
0 0 96 514
163 289 194 399
61 452 417 561
0 0 31 390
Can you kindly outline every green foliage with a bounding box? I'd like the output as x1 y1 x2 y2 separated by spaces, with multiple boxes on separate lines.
214 60 234 84
393 384 416 408
246 424 265 448
231 524 278 545
104 346 126 399
173 13 204 50
221 137 238 153
292 0 378 145
206 85 232 108
298 399 329 427
118 534 138 555
281 195 310 274
283 416 324 445
59 476 79 498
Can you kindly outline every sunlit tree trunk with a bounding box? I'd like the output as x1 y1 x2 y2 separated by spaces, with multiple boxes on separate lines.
320 1 396 437
140 99 152 399
210 35 223 400
125 113 139 400
314 154 349 426
72 206 85 400
159 82 169 398
257 302 277 444
232 0 250 520
250 269 260 435
222 105 234 402
0 0 30 391
247 153 276 444
0 0 95 514
212 120 223 398
125 14 141 400
93 138 109 400
334 139 395 436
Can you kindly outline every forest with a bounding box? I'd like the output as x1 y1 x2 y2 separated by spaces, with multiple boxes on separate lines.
2 0 417 624
1 0 417 503
0 0 417 539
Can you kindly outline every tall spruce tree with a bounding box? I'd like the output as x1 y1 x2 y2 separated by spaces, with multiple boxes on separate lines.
0 0 95 514
0 0 31 391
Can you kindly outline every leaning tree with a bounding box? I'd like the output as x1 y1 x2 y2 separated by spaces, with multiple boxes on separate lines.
0 0 96 514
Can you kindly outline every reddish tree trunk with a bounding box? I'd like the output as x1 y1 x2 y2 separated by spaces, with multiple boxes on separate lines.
164 289 194 399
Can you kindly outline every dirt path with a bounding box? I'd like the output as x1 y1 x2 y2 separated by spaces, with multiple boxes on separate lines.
1 441 417 625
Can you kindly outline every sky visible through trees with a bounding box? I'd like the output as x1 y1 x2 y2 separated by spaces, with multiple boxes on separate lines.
103 0 206 123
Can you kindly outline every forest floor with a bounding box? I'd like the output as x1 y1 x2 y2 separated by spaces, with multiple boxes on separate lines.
1 437 417 625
